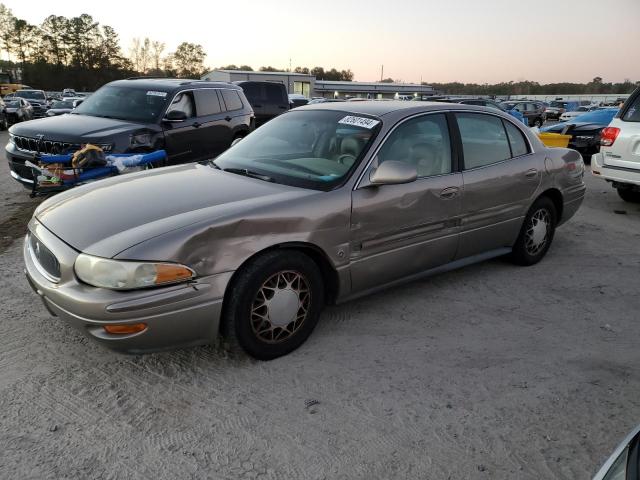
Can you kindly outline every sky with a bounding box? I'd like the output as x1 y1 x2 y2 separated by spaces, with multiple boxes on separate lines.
6 0 640 84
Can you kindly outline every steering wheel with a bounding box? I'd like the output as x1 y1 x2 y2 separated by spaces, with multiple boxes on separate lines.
338 154 356 166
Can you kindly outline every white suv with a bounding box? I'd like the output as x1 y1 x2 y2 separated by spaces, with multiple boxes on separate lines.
592 88 640 203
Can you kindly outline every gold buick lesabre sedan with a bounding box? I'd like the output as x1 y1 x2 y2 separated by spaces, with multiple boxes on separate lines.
24 101 585 359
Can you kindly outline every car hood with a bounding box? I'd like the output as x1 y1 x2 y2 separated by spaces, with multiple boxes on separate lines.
8 113 149 140
35 163 315 258
541 121 606 133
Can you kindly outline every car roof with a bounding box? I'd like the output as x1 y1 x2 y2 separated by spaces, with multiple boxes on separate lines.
108 78 241 92
298 100 503 118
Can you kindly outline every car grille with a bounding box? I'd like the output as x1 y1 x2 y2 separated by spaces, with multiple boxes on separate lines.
28 233 61 282
13 135 81 155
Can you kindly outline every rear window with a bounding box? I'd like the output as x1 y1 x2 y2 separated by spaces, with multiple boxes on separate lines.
220 89 243 111
504 121 529 157
621 92 640 122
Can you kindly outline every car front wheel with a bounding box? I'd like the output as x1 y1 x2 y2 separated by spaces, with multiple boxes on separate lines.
510 197 557 266
222 250 325 360
617 188 640 203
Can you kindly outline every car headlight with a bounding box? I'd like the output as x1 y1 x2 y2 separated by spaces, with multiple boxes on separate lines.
74 254 195 290
8 133 14 144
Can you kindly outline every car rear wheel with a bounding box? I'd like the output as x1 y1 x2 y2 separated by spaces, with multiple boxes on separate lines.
533 118 544 128
510 197 557 266
617 188 640 203
222 250 324 360
0 116 7 130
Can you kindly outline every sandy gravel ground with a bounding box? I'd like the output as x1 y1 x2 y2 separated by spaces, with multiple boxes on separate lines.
1 130 639 479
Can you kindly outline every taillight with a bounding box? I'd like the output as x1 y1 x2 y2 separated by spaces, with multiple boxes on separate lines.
601 127 620 146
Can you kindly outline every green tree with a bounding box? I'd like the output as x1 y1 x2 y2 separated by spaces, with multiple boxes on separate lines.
259 65 279 72
170 42 206 78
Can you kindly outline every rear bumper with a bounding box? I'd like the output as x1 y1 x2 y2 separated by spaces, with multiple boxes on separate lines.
592 153 640 187
24 221 232 353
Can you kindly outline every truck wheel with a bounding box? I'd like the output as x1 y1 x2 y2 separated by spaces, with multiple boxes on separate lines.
222 250 325 360
617 188 640 203
510 197 557 266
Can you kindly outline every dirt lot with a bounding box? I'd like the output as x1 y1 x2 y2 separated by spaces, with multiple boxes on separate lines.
1 130 639 479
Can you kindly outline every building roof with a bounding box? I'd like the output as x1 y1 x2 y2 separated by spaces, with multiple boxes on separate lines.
208 70 314 77
314 80 434 94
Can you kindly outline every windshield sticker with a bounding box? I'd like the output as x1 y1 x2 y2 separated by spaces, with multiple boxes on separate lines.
147 91 167 97
338 115 380 129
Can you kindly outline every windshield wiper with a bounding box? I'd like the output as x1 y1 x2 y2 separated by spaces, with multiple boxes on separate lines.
222 167 274 182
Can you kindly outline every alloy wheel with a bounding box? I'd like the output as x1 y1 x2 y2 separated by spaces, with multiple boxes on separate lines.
251 271 311 344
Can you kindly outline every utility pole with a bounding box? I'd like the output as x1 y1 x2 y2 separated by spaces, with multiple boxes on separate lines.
381 65 384 82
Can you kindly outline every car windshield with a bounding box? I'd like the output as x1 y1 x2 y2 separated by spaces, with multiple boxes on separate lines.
72 85 169 122
5 100 20 107
500 102 517 110
550 101 567 108
213 110 381 191
52 100 73 109
16 90 45 100
571 109 619 123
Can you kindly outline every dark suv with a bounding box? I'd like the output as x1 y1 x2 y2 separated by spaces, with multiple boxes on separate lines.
13 89 49 118
499 101 546 127
234 81 289 127
7 78 254 187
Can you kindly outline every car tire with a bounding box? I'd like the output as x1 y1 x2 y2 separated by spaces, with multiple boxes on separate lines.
222 250 325 360
0 116 7 130
617 188 640 203
510 196 557 266
533 118 543 128
230 134 246 147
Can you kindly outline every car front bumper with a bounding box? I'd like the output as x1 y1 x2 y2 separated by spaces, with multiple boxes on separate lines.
24 219 232 353
6 141 37 186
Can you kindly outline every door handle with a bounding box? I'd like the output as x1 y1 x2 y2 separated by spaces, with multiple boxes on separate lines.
225 116 232 122
439 186 459 199
193 121 201 128
525 168 538 178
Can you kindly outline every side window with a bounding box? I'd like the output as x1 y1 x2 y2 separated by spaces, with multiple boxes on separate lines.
194 89 222 116
504 121 529 157
265 84 286 104
220 90 243 111
622 93 640 122
377 113 452 177
240 83 263 104
166 91 195 118
456 113 511 169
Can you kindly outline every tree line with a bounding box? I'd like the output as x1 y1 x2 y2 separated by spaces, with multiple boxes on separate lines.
425 77 639 96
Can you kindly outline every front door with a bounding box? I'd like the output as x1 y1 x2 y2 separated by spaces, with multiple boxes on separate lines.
350 113 462 293
455 112 541 259
162 91 201 163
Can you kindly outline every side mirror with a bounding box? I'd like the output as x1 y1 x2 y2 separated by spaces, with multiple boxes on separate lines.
164 110 187 122
369 160 417 186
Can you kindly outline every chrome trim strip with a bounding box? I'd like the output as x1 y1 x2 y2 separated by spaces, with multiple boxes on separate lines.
10 169 34 184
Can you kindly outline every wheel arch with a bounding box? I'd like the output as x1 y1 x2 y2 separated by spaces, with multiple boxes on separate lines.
219 241 340 335
536 188 563 222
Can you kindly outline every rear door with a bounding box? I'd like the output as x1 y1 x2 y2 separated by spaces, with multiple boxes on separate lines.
193 88 232 159
455 112 542 258
350 113 463 292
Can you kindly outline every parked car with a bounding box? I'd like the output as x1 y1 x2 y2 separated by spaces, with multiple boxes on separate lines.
559 105 597 121
234 81 289 127
288 93 309 108
0 96 9 130
500 100 546 127
23 101 585 359
14 89 49 117
7 78 255 187
5 98 33 124
434 97 527 125
540 108 619 159
45 99 76 116
545 100 580 120
591 86 640 202
592 423 640 480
